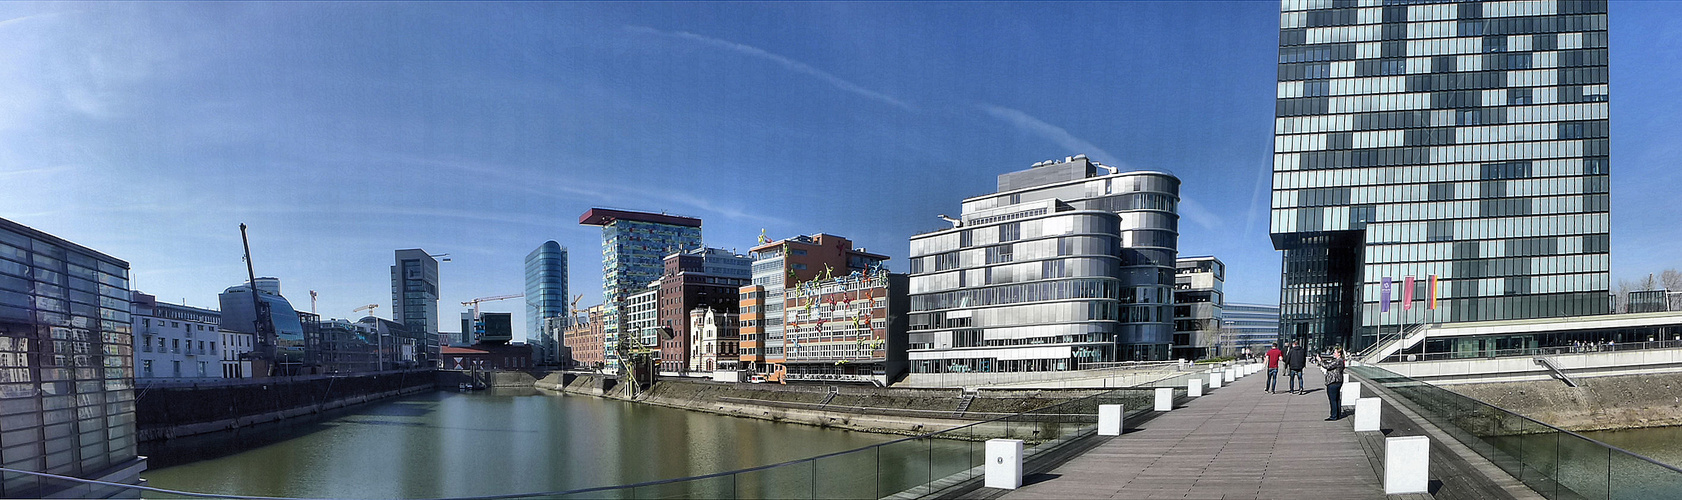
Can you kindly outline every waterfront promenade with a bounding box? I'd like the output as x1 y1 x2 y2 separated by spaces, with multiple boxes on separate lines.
1001 368 1387 499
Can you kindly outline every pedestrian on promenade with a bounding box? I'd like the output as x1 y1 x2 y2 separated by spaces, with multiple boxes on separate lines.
1317 347 1347 421
1264 343 1284 393
1285 341 1306 394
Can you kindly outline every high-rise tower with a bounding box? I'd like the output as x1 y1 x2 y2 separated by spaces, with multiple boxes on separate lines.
525 241 568 365
1270 0 1611 350
579 209 703 373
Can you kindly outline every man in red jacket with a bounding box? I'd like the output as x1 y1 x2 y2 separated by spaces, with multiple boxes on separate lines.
1264 343 1284 394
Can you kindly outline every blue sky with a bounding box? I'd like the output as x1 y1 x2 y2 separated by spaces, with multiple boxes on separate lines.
2 2 1679 342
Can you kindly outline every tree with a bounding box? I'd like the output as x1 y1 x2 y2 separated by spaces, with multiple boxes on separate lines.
1663 269 1682 292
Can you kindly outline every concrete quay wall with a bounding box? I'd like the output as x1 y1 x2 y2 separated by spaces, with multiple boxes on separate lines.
136 370 437 442
1447 370 1682 431
536 373 1123 437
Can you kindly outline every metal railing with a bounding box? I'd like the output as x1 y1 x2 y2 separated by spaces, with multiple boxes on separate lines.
1352 364 1682 499
3 368 1222 499
1385 339 1682 363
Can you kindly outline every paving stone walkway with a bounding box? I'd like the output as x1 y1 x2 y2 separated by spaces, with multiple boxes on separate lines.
1002 367 1387 500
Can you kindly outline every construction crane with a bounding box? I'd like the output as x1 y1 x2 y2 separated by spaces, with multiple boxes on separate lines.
461 294 523 320
239 223 278 377
354 303 379 318
309 290 318 314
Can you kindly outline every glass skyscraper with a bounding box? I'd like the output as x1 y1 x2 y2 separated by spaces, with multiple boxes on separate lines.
1270 0 1611 350
391 249 440 366
524 241 568 365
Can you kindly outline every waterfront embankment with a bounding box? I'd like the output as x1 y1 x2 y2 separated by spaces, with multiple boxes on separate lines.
1448 370 1682 431
136 369 437 442
533 372 1173 436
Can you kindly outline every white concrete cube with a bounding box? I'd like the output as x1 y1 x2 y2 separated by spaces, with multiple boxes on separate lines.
1099 404 1124 436
1384 436 1430 494
1224 368 1235 383
1209 371 1223 389
1355 397 1381 432
985 439 1024 490
1342 381 1362 407
1188 378 1203 397
1155 387 1173 411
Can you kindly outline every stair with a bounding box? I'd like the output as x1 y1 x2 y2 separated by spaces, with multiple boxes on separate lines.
1360 323 1434 364
953 389 977 417
1534 356 1579 387
818 385 839 406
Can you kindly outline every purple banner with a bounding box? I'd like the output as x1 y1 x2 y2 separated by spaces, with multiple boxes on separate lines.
1380 277 1392 313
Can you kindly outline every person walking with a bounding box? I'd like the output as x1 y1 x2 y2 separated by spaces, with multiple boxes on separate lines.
1264 343 1284 393
1285 341 1307 394
1317 347 1347 420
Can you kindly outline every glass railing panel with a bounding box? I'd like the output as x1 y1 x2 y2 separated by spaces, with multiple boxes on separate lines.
732 459 815 499
630 475 734 500
814 446 880 499
875 437 931 498
928 431 977 491
1515 421 1560 499
1555 432 1610 500
1610 451 1682 500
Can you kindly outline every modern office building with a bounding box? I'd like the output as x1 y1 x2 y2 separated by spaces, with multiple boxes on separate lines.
477 312 514 344
656 247 751 373
689 307 740 372
781 269 908 384
391 249 441 367
1271 0 1612 351
131 293 224 381
524 242 569 366
358 317 415 370
626 285 660 364
1222 303 1283 354
314 319 379 374
0 217 145 497
738 234 889 374
907 156 1181 372
1172 257 1225 361
219 279 308 376
579 209 703 373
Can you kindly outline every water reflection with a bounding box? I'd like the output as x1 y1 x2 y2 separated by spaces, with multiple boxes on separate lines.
142 388 902 498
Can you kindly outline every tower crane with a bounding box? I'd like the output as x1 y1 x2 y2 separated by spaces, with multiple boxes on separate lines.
461 294 523 344
461 294 524 320
354 303 379 318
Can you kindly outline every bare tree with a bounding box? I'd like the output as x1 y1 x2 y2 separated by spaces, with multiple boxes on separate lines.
1662 269 1682 292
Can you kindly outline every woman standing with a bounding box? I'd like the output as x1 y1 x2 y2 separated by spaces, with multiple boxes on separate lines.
1317 347 1346 421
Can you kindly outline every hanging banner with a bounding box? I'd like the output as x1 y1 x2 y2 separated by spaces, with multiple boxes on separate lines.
1428 275 1440 310
1380 277 1392 313
1403 276 1416 310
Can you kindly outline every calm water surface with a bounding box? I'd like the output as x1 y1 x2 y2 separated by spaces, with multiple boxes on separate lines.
1579 426 1682 467
141 388 909 498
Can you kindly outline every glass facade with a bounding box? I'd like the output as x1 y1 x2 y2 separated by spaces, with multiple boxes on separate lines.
1172 257 1224 360
524 241 568 365
0 218 142 497
390 249 439 367
580 210 703 373
1271 0 1611 351
907 157 1180 372
1222 302 1283 353
217 284 308 369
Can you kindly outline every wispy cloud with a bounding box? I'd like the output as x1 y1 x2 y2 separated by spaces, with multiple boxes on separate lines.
977 104 1122 167
624 25 913 111
1178 196 1223 231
